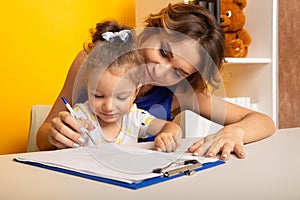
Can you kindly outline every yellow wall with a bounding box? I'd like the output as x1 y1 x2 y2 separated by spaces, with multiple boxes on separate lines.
0 0 135 154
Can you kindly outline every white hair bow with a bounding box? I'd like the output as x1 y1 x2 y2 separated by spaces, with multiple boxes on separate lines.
101 30 131 43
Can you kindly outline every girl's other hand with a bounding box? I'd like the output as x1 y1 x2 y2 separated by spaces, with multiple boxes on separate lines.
154 124 182 153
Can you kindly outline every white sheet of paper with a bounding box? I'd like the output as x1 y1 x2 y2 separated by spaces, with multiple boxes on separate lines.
15 138 218 184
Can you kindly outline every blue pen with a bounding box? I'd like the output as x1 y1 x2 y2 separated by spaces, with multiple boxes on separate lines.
61 96 76 117
61 96 96 146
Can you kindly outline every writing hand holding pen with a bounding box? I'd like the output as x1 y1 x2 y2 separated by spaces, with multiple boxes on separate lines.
61 96 97 147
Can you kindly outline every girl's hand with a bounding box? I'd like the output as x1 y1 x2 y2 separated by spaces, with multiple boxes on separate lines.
154 123 182 152
188 126 246 160
48 111 94 149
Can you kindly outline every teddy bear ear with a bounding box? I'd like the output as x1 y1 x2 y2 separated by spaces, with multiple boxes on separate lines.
233 0 247 10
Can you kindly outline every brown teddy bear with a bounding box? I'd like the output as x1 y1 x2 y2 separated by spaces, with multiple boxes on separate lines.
220 0 252 57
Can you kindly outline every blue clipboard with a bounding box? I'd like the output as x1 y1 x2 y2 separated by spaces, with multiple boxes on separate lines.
13 158 225 190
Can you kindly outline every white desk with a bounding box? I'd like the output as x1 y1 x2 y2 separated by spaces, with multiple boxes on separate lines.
1 128 300 200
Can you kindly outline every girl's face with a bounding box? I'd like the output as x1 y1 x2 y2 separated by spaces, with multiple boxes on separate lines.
88 70 138 126
139 34 201 86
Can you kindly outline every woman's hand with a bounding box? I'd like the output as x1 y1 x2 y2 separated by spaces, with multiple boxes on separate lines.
49 111 94 149
188 126 246 161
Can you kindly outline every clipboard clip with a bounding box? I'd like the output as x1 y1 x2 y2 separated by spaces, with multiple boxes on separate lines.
152 159 202 177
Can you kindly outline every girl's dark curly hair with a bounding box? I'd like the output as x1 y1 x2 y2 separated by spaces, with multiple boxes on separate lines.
82 20 144 87
83 20 134 53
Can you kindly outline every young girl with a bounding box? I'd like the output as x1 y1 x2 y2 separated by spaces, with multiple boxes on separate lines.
37 3 275 160
72 21 181 152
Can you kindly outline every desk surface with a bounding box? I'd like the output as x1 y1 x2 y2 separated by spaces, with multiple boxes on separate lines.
1 128 300 200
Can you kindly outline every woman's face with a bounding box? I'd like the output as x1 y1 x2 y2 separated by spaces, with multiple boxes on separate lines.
139 34 201 86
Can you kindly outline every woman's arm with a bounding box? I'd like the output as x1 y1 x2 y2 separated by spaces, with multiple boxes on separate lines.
36 50 87 150
175 88 275 160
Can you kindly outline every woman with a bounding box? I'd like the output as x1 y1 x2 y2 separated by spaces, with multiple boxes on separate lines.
36 2 275 160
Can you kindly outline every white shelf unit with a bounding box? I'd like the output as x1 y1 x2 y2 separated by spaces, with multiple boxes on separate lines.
136 0 278 137
218 0 278 123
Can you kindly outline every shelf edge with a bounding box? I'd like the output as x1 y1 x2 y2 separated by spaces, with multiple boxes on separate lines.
224 57 272 64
